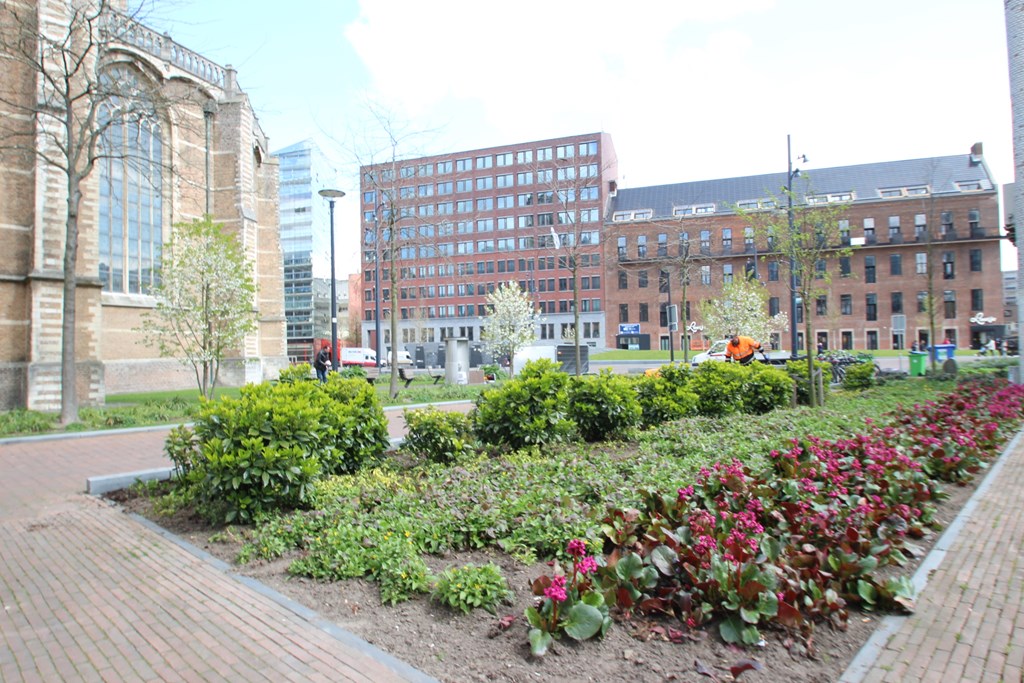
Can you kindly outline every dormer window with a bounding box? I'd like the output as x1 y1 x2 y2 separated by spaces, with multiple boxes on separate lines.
880 188 903 198
957 181 982 192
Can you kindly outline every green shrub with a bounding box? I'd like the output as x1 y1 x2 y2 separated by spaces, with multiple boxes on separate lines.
188 378 388 522
403 406 475 463
472 359 576 449
320 376 391 473
431 562 513 614
278 363 314 383
568 370 642 442
842 361 876 390
632 374 697 428
742 363 795 414
786 358 833 405
688 361 748 417
164 425 200 477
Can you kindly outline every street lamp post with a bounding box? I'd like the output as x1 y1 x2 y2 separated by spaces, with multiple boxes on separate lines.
371 206 383 368
786 135 806 359
318 188 346 370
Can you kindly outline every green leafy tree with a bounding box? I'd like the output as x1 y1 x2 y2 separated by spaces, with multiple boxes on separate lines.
480 281 541 376
140 216 257 399
698 277 788 345
739 178 852 407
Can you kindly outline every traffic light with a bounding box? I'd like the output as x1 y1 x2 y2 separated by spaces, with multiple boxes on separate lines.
1007 221 1017 246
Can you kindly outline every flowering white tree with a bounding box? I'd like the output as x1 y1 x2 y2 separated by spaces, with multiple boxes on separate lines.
480 281 541 377
699 278 789 346
140 217 257 399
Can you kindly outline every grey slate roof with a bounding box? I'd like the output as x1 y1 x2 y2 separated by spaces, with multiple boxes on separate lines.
610 151 996 218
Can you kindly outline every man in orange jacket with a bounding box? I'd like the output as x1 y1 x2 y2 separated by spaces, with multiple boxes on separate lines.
725 334 767 365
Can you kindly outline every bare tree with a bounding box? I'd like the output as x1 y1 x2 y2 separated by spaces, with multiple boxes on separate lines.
532 150 613 375
0 0 192 422
740 180 852 407
349 106 435 398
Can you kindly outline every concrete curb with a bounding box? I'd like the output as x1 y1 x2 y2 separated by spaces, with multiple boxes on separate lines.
837 427 1024 682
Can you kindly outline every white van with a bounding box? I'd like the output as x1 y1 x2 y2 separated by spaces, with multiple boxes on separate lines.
385 348 413 366
340 347 377 367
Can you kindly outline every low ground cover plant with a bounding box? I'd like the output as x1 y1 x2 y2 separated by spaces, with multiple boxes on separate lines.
148 363 1021 656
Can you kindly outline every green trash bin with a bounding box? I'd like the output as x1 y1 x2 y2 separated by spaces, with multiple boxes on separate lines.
909 351 928 376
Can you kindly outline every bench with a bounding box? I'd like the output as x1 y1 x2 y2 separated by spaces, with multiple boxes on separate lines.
426 367 444 385
398 367 416 388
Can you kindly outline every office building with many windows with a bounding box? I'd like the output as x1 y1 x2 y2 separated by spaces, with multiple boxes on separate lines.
358 133 617 355
606 144 1005 353
272 140 345 362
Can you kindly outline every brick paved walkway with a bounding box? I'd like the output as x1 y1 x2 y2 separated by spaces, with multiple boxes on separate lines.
841 430 1024 682
0 418 438 682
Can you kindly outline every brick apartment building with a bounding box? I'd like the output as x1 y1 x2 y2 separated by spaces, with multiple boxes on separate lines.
358 133 617 356
607 144 1005 353
355 134 1004 360
0 0 286 410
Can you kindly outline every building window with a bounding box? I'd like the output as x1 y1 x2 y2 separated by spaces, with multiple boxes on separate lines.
639 303 649 322
476 155 492 169
495 152 513 167
618 270 627 289
839 220 850 245
659 269 670 294
700 265 711 285
744 227 755 251
942 252 955 279
888 216 901 241
916 252 928 275
638 270 648 288
722 228 732 251
98 72 163 294
840 294 852 315
941 211 953 235
867 330 878 351
768 261 779 282
637 235 647 259
971 288 984 311
839 256 851 277
891 291 903 314
657 233 668 257
864 256 876 284
865 294 877 321
619 304 629 323
970 249 983 272
890 254 902 276
864 218 876 244
700 230 711 253
968 209 980 231
769 296 780 316
915 213 926 238
917 291 928 313
816 296 827 316
723 264 734 284
943 290 956 318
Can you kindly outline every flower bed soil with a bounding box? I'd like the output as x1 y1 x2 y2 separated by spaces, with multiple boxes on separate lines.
108 479 975 683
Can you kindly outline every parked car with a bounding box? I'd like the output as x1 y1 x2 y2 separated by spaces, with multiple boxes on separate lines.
384 348 413 366
340 347 378 367
690 340 731 366
690 339 792 367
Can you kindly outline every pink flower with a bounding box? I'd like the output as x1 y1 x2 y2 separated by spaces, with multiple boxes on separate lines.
577 555 598 575
544 575 567 603
566 539 587 558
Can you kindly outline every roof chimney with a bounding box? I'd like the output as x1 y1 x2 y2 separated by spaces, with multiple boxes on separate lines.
970 142 984 165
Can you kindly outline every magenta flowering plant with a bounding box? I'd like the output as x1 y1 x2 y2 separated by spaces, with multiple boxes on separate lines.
596 378 1024 645
524 538 611 656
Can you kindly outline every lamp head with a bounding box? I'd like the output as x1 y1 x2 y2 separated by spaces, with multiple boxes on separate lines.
318 188 346 199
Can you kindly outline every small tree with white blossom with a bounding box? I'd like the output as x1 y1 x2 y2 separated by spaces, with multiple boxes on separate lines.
140 216 257 399
699 278 789 347
480 281 541 377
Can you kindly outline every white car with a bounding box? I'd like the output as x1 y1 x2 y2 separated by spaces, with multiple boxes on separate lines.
690 340 730 366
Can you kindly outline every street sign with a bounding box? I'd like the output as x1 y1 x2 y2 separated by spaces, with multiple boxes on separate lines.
619 323 640 335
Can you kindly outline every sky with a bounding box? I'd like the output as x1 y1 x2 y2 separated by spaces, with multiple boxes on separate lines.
142 0 1016 270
